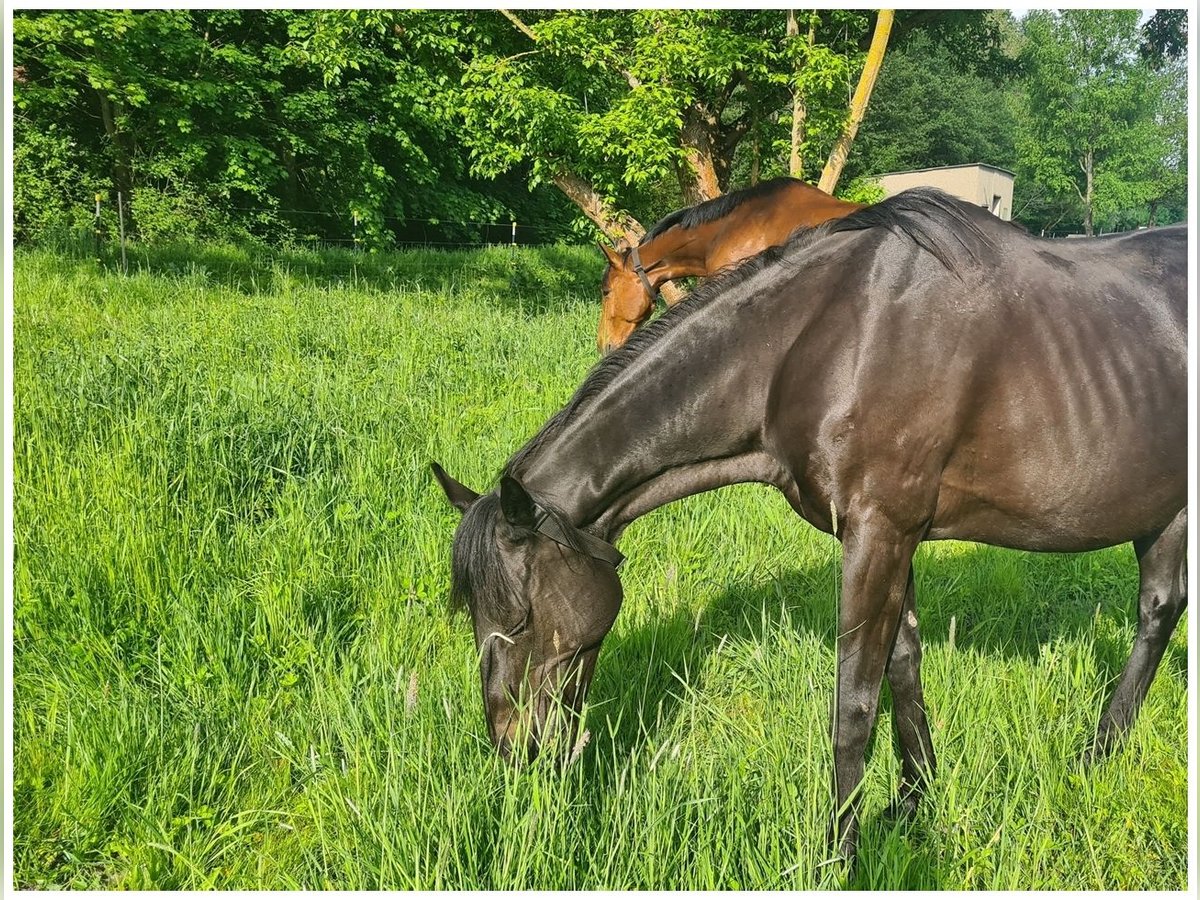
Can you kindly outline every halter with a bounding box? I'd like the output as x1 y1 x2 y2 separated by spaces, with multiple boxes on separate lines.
531 501 624 569
628 244 658 299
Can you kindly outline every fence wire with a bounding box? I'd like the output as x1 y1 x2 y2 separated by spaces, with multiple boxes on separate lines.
82 198 560 254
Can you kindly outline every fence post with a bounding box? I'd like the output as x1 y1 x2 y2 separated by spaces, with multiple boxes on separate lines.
353 211 360 253
116 190 128 274
511 220 517 256
94 193 103 262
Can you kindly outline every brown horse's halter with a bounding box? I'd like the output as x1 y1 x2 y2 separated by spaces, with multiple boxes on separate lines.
628 245 658 299
531 501 624 569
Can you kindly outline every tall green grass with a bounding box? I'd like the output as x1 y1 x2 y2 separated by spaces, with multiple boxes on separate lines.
13 243 1188 889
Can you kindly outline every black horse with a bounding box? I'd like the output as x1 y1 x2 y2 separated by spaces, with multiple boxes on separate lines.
434 189 1187 864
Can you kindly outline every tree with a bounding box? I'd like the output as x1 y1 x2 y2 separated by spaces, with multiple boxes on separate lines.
12 9 1021 248
455 9 892 243
1016 10 1183 235
844 30 1018 182
818 9 893 193
12 10 575 246
1139 9 1188 63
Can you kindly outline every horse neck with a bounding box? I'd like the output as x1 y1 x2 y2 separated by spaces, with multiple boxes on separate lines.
637 223 717 285
639 184 861 285
510 302 785 539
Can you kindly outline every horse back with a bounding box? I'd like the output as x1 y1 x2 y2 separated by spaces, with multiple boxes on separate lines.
766 212 1187 552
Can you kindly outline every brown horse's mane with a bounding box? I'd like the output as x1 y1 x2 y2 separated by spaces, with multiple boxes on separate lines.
642 177 806 243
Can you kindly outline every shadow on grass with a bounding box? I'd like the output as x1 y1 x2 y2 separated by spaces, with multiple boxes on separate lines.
579 534 1176 888
592 538 1150 742
80 240 606 316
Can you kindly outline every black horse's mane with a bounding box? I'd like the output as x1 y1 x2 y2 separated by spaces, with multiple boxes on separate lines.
824 185 995 271
642 177 802 243
446 189 1000 616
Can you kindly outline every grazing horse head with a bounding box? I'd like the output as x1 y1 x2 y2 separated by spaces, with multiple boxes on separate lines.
597 241 657 355
432 463 624 763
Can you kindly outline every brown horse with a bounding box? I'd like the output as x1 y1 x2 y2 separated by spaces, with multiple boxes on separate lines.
597 177 862 353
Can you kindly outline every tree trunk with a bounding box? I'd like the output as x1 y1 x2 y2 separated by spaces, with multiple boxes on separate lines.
98 92 135 224
549 169 684 303
678 104 723 204
818 8 894 194
281 144 301 221
1083 148 1094 237
750 130 760 186
787 10 813 178
1147 199 1158 227
551 169 646 245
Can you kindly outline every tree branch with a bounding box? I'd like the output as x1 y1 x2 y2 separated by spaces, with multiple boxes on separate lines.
550 168 645 244
497 9 537 43
498 8 641 90
712 72 741 119
717 112 753 160
818 8 894 194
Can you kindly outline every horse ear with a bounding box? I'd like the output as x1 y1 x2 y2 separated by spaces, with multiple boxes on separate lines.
597 242 621 266
432 462 480 513
499 475 537 529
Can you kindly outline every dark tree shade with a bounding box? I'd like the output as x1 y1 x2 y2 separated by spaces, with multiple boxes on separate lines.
1140 10 1187 65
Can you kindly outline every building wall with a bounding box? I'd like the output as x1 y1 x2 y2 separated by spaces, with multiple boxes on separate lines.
876 165 1015 221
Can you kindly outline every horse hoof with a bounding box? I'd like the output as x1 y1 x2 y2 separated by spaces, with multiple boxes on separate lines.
882 793 920 822
1083 729 1120 766
823 823 859 876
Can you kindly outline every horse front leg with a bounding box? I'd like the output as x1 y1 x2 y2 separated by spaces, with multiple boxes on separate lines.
828 515 919 864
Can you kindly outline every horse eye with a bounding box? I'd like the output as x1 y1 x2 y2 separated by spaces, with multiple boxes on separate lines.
505 610 531 638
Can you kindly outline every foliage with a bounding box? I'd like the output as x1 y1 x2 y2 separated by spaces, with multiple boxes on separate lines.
456 10 884 213
12 9 1186 245
1139 9 1188 64
461 12 794 205
844 32 1018 182
1014 10 1186 234
11 10 575 247
13 243 1188 889
836 177 886 206
11 124 101 244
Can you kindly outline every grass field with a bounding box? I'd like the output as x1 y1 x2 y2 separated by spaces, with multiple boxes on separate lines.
12 242 1189 889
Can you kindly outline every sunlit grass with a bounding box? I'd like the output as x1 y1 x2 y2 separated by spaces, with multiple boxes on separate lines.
12 244 1188 889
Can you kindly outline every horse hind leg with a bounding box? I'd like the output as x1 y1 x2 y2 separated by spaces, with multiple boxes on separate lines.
883 568 936 819
1092 507 1187 760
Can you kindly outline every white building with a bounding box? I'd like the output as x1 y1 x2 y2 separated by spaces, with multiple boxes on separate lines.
875 163 1016 221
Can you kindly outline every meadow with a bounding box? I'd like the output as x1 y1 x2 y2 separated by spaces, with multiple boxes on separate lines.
12 242 1189 889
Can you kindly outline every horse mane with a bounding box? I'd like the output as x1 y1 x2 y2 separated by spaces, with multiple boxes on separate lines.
509 188 997 480
642 177 805 243
503 286 718 478
822 186 996 274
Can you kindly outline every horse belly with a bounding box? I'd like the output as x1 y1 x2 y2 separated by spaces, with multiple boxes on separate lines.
929 358 1186 551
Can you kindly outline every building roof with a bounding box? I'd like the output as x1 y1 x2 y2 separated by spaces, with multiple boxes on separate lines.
874 162 1017 179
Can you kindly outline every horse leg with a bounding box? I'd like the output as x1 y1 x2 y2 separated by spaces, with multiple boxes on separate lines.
828 518 917 863
1092 507 1187 759
883 568 936 819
